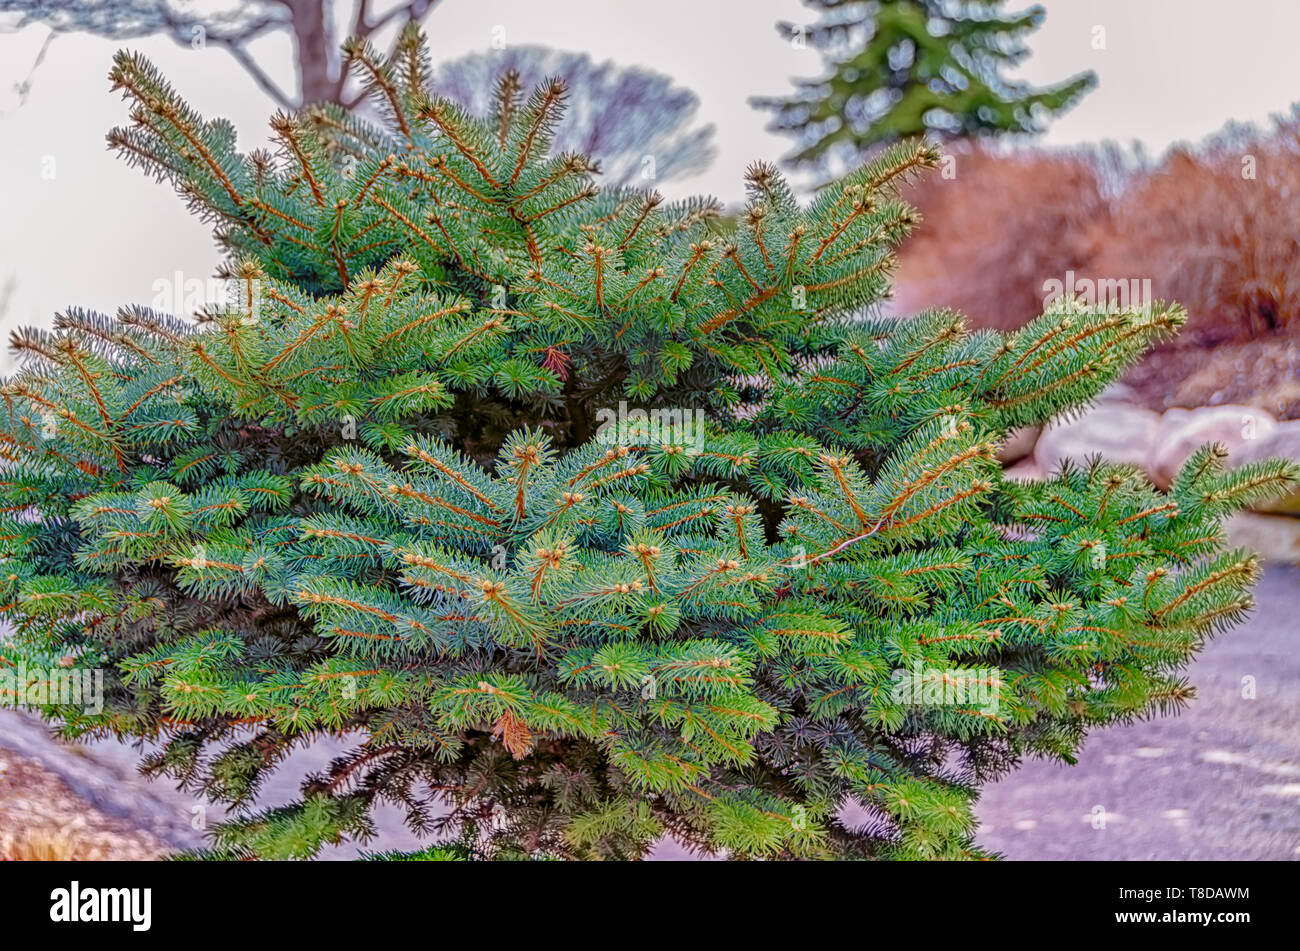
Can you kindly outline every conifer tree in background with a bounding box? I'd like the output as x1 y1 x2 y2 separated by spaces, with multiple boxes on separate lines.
753 0 1096 172
0 27 1293 860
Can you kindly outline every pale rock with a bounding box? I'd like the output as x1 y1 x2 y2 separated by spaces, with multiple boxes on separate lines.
1033 404 1160 475
1095 381 1139 404
1149 404 1278 490
1002 457 1045 483
1229 420 1300 514
997 425 1042 465
1224 511 1300 564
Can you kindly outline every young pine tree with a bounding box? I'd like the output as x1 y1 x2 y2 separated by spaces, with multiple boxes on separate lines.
0 28 1293 860
753 0 1096 173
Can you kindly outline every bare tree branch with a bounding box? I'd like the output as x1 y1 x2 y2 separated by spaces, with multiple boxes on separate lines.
1 24 55 114
367 0 433 35
212 32 295 110
0 0 440 110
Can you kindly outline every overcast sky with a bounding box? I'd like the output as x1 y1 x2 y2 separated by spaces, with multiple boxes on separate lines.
2 0 1299 346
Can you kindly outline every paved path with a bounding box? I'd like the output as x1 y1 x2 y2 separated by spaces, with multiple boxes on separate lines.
3 568 1297 860
974 565 1300 860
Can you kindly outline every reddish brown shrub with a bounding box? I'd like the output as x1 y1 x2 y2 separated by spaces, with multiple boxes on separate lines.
1092 115 1300 344
894 142 1112 330
896 113 1300 346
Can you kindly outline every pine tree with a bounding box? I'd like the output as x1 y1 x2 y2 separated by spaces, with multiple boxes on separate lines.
0 27 1293 861
753 0 1096 171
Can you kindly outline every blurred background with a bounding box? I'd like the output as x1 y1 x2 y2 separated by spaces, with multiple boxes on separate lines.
0 0 1296 860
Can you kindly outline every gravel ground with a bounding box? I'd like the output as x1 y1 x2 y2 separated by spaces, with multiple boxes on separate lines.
0 747 172 860
1 567 1297 860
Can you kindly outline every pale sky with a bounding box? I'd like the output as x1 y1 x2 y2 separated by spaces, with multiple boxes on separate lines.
2 0 1300 350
